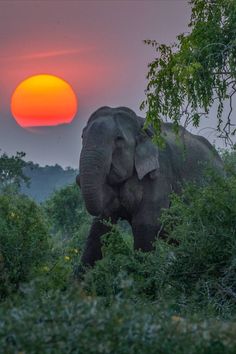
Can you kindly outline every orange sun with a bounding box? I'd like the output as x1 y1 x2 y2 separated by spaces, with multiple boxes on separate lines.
11 74 78 127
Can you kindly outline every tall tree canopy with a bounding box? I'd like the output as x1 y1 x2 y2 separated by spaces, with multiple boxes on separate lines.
0 151 29 191
141 0 236 145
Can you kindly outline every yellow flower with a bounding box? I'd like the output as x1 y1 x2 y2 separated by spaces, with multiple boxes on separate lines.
9 211 20 219
171 315 183 322
42 266 49 272
64 256 70 261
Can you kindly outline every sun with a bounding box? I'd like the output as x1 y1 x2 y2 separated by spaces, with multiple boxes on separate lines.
11 74 78 127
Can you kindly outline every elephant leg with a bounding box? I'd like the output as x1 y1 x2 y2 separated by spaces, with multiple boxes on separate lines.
132 223 159 252
132 222 179 250
81 216 117 267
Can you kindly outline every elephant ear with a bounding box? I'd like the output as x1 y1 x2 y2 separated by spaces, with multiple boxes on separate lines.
135 131 160 180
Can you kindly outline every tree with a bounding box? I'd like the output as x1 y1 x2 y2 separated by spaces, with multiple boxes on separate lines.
0 151 29 191
0 193 50 298
141 0 236 145
44 184 91 238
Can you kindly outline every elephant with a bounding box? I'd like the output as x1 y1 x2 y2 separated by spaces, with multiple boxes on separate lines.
77 106 223 268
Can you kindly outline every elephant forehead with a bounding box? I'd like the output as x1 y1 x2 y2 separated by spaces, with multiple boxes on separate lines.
88 117 116 132
82 120 116 146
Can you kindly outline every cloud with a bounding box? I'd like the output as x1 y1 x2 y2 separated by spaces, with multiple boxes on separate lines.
0 48 92 61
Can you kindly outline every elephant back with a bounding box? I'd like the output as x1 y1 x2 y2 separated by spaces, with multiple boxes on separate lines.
160 123 224 185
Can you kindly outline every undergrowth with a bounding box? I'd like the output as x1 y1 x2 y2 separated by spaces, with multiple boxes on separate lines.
0 150 235 353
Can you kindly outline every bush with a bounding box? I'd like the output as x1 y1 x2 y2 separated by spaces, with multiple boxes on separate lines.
159 165 236 311
81 222 170 302
32 184 92 292
0 151 29 191
1 152 236 352
0 193 50 298
44 184 91 242
1 286 236 354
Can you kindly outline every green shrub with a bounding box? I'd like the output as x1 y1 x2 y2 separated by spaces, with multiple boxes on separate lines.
221 149 236 176
0 193 50 298
0 151 29 191
44 184 91 240
1 286 236 354
33 232 84 293
0 153 236 352
82 223 170 302
28 184 92 293
159 165 236 311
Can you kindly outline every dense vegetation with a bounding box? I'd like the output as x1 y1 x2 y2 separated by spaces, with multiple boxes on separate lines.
0 149 236 353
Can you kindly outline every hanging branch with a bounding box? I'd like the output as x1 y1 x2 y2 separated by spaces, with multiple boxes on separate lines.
141 0 236 146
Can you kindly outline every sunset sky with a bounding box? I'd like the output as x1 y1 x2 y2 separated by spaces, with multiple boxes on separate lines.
0 0 192 168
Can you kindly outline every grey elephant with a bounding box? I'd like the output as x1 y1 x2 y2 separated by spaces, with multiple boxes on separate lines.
77 106 223 268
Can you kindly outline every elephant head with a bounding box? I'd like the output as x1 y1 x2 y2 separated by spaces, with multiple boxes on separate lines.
79 106 159 216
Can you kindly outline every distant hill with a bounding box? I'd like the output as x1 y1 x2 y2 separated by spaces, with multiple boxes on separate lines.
21 162 78 203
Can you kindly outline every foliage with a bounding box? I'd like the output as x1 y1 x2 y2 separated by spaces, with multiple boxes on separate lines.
44 184 91 241
159 166 236 312
82 224 163 301
0 193 50 299
37 184 91 291
0 150 236 352
31 235 80 294
141 0 236 144
221 147 236 175
0 151 29 191
1 286 236 354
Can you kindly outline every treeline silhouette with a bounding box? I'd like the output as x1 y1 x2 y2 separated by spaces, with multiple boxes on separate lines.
21 162 78 202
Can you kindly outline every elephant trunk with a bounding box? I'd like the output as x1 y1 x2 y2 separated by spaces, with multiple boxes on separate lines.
79 147 111 216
